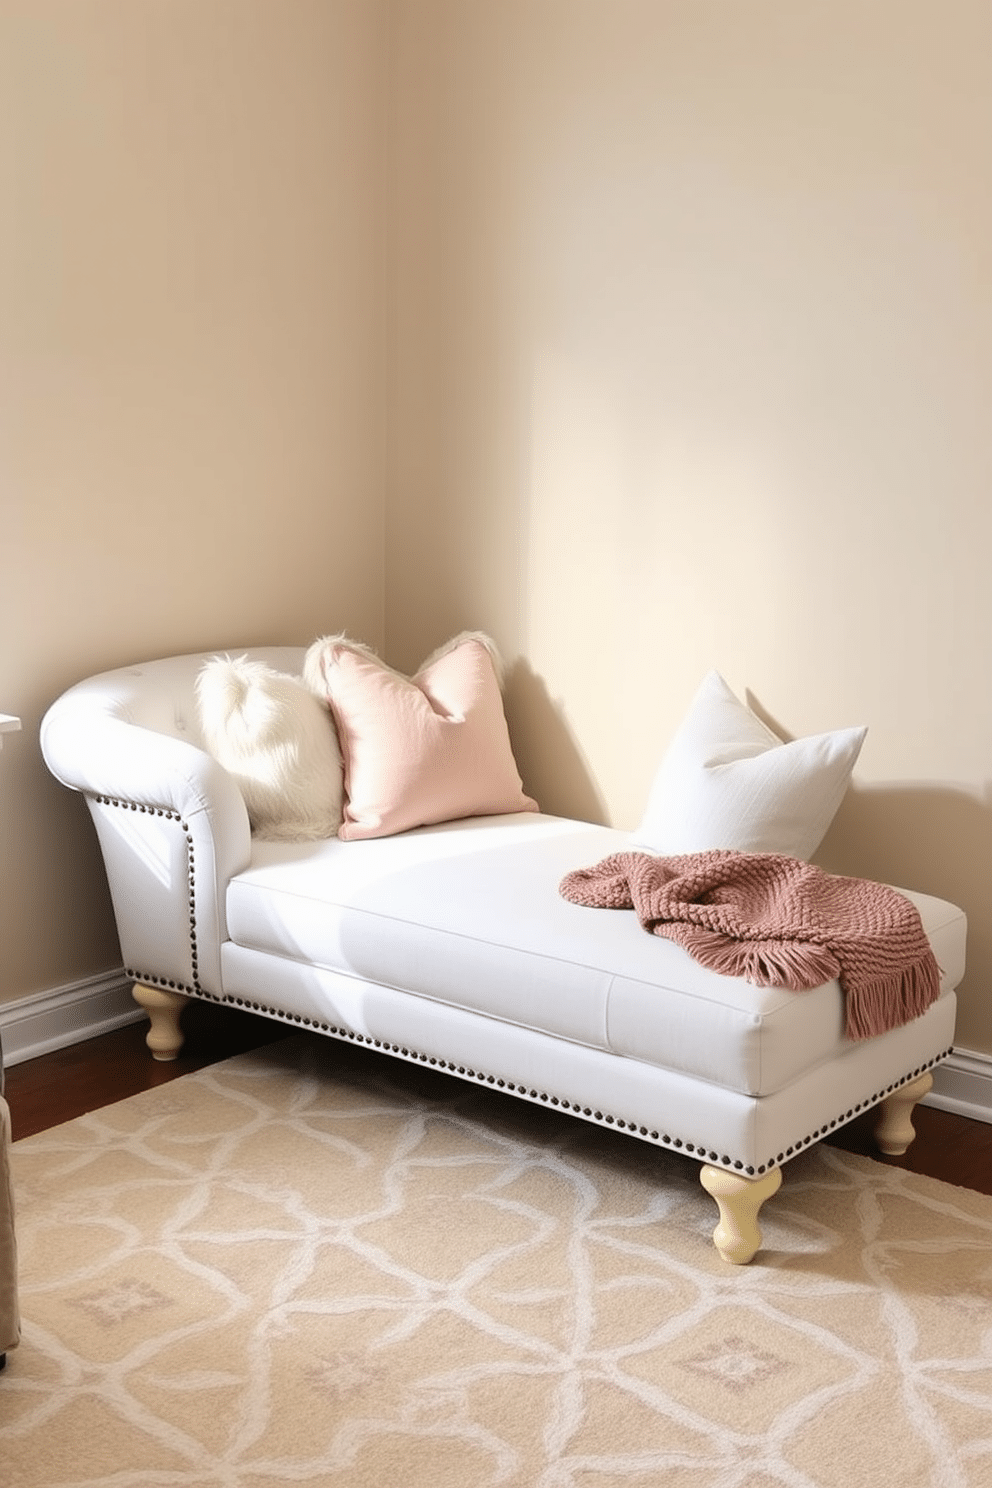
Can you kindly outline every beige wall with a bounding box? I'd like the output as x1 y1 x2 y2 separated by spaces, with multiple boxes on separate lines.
0 0 388 1003
388 1 992 1053
2 1 989 1059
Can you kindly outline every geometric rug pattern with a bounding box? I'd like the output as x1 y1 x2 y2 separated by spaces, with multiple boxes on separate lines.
2 1033 991 1487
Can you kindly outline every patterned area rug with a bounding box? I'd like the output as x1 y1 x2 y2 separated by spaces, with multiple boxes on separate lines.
2 1034 991 1488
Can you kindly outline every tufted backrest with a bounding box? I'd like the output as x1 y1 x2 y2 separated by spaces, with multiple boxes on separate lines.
47 647 307 753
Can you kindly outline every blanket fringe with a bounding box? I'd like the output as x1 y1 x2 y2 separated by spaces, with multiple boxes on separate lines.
561 851 943 1042
657 926 842 993
845 955 942 1041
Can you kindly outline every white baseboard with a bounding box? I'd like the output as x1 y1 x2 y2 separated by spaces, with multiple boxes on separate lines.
1 972 991 1128
925 1048 992 1126
0 970 143 1068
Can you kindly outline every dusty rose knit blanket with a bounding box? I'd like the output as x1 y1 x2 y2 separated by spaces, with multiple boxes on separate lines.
559 850 941 1041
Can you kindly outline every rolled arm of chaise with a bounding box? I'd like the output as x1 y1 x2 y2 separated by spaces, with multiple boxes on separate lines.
41 704 251 999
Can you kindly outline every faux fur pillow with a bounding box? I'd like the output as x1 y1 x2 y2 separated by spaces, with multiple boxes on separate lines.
303 631 538 840
195 656 343 841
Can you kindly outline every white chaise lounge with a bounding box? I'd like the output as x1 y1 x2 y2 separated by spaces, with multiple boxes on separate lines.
40 646 965 1265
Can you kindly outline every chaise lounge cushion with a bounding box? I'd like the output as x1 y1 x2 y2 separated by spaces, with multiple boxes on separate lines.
223 813 964 1099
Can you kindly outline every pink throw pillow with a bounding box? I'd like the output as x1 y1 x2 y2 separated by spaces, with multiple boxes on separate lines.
303 632 538 840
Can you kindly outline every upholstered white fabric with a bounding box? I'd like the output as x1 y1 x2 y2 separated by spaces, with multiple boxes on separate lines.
225 814 964 1099
219 941 957 1175
41 648 964 1189
41 649 300 991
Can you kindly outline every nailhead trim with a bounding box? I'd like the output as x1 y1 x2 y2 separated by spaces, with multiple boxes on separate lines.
133 989 948 1179
95 794 202 995
125 970 201 997
747 1051 953 1175
124 983 954 1177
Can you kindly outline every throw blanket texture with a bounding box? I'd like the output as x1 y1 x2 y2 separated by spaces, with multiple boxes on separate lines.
559 851 941 1041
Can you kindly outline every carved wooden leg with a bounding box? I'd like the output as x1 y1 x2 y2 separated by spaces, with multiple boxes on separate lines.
131 984 189 1061
700 1164 783 1264
874 1071 933 1156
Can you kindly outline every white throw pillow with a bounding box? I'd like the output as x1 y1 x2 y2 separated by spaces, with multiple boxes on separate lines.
195 656 343 841
632 671 866 861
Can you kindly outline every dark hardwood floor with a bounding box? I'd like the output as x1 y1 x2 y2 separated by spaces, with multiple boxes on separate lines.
5 1000 991 1196
824 1093 992 1195
4 1000 290 1142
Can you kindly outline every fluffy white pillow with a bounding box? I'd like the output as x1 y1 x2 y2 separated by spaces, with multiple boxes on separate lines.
633 671 866 861
195 656 343 841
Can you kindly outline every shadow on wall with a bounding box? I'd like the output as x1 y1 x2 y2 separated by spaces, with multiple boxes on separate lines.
816 781 991 902
502 659 609 827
